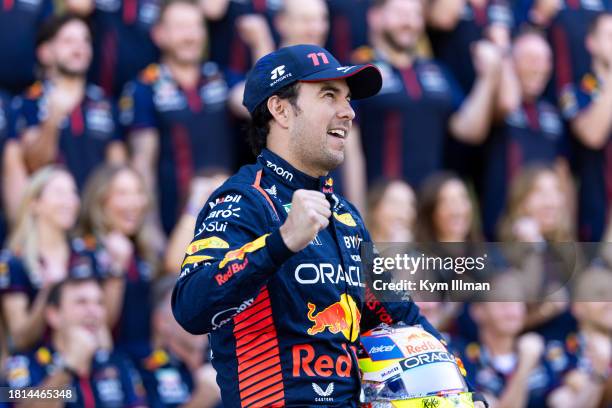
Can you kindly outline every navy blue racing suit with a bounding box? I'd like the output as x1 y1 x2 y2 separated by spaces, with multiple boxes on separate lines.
172 148 462 407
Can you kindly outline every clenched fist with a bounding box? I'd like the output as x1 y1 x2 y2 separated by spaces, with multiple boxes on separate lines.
517 332 545 369
280 190 331 252
472 40 503 77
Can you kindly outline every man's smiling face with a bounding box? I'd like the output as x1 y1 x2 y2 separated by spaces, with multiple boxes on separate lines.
287 80 355 174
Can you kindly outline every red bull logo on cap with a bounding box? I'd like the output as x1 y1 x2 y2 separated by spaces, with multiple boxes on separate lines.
307 294 361 342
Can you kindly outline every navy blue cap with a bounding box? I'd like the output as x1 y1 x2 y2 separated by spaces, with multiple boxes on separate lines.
243 44 382 113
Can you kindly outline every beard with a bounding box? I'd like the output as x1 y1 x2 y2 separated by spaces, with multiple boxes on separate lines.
382 29 417 54
289 105 344 174
57 62 87 78
168 45 203 66
290 113 345 174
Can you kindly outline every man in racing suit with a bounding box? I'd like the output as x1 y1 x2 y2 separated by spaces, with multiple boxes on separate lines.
172 44 487 408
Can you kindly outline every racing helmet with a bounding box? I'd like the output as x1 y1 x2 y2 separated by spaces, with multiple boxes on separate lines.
358 324 474 408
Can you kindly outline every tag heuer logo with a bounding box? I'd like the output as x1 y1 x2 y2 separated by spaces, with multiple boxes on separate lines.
271 65 286 80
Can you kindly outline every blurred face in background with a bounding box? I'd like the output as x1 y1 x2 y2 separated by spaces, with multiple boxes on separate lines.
377 0 424 52
472 302 526 338
433 179 472 242
414 301 443 328
370 180 416 242
47 20 92 77
575 302 612 333
155 2 205 65
48 281 106 335
35 171 80 232
573 269 612 333
521 171 564 237
104 169 148 237
513 33 552 101
277 0 329 47
587 15 612 66
154 291 206 368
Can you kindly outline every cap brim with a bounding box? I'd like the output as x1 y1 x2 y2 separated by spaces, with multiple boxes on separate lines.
300 64 382 100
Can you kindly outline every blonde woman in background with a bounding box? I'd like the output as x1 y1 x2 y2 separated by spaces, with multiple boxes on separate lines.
78 164 159 364
498 164 578 341
0 166 102 351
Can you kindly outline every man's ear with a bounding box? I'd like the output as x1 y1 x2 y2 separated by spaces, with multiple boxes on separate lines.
585 32 598 57
274 12 287 40
46 306 61 331
37 43 52 68
469 303 484 324
151 23 164 49
267 95 291 129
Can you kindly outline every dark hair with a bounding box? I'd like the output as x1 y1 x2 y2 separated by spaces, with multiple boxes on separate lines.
158 0 199 23
414 171 481 242
365 178 411 230
245 82 301 156
370 0 388 8
36 14 92 48
371 0 421 8
47 277 100 307
588 11 612 36
513 24 547 44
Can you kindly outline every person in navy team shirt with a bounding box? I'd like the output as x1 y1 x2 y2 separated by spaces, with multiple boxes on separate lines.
0 167 103 352
78 165 159 363
276 0 328 49
3 277 147 408
482 29 568 240
121 0 236 235
345 0 502 206
453 273 595 408
563 267 612 407
0 0 53 94
426 0 518 185
139 276 222 408
13 14 127 190
325 0 370 64
204 0 277 77
0 91 15 246
426 0 515 93
514 0 612 100
66 0 162 99
559 12 612 241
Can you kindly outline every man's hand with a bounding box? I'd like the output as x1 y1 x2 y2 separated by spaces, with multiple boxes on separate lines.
62 326 98 376
517 332 545 369
237 14 272 49
472 40 503 77
280 190 331 252
530 0 561 26
46 85 83 122
103 231 134 274
512 216 544 243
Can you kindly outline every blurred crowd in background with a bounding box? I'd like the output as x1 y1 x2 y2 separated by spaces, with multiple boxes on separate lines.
0 0 612 406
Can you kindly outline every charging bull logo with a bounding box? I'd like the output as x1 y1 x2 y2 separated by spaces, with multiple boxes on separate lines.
218 234 268 268
322 177 334 193
307 294 360 342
